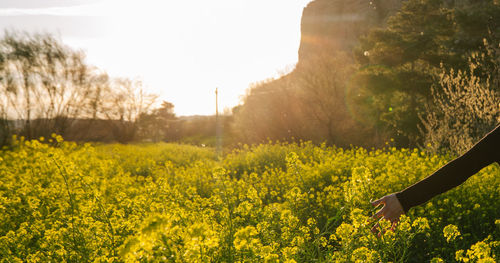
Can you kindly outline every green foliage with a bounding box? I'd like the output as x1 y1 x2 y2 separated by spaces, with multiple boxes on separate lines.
354 0 500 145
0 138 498 262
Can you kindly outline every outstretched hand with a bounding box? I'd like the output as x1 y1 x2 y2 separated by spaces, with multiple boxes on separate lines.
370 193 404 235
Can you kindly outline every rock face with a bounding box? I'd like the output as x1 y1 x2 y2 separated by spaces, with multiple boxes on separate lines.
298 0 404 61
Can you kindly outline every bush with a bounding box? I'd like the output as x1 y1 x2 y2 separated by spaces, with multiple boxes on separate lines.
420 59 499 155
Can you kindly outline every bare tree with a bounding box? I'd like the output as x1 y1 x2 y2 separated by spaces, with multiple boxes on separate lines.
0 30 107 140
233 51 382 147
294 52 357 144
100 78 157 143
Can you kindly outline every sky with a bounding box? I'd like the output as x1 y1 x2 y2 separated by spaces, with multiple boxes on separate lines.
0 0 313 116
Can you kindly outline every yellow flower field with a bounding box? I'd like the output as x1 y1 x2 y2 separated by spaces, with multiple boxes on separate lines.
0 136 498 262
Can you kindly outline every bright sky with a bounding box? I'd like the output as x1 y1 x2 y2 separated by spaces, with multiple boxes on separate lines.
0 0 313 116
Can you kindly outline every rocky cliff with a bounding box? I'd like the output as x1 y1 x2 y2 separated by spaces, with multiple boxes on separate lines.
298 0 404 61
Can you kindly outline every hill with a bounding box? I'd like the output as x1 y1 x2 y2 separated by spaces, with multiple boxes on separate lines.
298 0 403 61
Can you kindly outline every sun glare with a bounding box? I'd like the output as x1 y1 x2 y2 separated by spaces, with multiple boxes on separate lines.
63 0 313 115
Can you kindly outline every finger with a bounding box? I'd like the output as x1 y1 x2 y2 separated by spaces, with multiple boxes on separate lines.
391 221 397 232
385 210 401 225
371 207 384 220
367 208 383 223
371 197 384 207
371 222 380 235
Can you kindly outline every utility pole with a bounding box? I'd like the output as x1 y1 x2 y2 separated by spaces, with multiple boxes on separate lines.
215 88 219 117
215 88 222 158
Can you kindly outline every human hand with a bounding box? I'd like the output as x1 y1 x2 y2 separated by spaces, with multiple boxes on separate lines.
370 193 404 235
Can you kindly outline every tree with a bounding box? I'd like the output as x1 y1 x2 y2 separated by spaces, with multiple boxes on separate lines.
137 101 177 142
100 78 157 143
233 52 384 147
232 74 306 144
0 30 104 140
353 0 455 145
294 52 360 145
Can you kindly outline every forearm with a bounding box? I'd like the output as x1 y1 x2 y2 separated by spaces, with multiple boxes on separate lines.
396 125 499 212
396 155 474 212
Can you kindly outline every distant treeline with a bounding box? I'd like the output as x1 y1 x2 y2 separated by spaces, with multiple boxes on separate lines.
0 30 157 145
0 31 230 146
1 0 499 153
